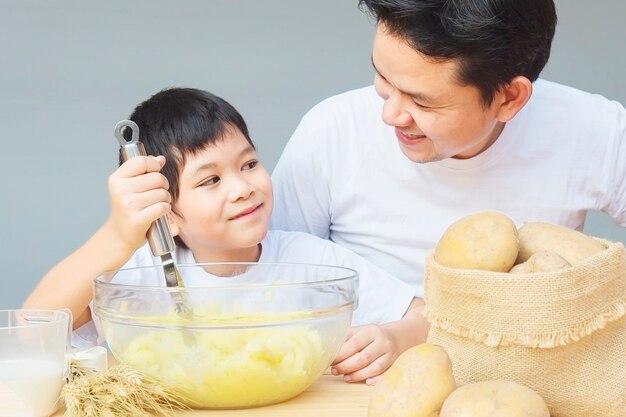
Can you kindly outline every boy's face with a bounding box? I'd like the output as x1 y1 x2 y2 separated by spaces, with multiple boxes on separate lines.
169 128 273 262
371 23 507 162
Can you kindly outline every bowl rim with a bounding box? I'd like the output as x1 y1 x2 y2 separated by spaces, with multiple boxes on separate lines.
94 261 359 291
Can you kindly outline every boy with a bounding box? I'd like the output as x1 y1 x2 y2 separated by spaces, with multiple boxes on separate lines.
24 87 426 384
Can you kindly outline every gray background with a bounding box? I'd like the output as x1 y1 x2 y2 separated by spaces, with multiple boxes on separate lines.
1 1 624 308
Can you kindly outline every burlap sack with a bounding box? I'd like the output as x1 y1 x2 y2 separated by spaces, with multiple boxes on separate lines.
424 240 626 417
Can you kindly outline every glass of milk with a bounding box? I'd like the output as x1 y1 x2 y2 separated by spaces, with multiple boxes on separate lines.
0 309 71 417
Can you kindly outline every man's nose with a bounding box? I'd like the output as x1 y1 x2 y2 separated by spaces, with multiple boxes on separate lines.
381 93 413 127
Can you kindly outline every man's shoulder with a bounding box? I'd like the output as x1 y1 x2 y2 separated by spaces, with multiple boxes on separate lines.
534 78 622 108
321 85 378 102
305 85 380 117
295 85 386 142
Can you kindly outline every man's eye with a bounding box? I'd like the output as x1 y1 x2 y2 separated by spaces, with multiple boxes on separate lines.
243 160 258 170
201 176 220 186
412 100 433 110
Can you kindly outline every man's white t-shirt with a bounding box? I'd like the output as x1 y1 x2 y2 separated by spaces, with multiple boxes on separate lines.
271 79 626 297
74 230 414 347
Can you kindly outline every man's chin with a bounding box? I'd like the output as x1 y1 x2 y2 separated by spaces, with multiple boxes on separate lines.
398 145 439 164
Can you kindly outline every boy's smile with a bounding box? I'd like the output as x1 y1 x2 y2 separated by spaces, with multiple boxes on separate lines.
229 203 263 221
168 127 273 263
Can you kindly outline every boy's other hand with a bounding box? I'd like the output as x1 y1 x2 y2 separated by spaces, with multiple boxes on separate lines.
330 324 400 386
106 155 171 251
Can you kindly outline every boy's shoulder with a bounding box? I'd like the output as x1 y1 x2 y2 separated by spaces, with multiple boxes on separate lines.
262 230 343 263
265 229 332 247
113 244 194 286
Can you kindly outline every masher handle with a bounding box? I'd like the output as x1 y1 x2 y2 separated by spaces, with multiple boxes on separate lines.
114 120 176 257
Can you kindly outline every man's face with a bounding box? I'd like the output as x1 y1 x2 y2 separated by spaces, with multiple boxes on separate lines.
170 128 273 262
372 24 506 163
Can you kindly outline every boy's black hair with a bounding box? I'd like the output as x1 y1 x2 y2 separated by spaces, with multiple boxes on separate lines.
359 0 557 105
124 87 254 202
123 87 254 249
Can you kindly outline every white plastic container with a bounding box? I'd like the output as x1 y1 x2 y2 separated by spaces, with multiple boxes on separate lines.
0 309 70 417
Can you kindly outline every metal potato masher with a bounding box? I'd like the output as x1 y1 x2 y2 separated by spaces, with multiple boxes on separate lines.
114 119 192 317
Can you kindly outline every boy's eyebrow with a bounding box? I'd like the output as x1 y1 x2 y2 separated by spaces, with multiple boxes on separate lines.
371 56 437 105
190 145 256 174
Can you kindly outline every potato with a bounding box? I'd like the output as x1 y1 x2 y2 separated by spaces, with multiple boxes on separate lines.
517 222 606 265
440 380 550 417
368 343 456 417
434 211 519 272
509 250 571 274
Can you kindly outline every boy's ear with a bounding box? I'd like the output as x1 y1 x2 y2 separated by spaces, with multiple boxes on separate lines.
495 76 533 123
167 213 180 237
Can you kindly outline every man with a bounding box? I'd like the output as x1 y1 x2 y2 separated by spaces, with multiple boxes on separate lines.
271 0 625 314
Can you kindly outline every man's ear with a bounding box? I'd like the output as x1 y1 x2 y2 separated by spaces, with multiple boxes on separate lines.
495 76 533 122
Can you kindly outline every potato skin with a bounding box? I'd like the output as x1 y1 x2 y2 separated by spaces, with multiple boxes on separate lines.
368 344 456 417
509 250 571 274
440 380 550 417
434 211 519 272
517 222 606 265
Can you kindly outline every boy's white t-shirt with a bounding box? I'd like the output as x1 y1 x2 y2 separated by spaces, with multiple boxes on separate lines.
73 230 414 347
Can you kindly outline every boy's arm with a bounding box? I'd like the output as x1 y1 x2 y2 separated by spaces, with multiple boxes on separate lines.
23 224 140 328
330 297 429 385
23 155 170 329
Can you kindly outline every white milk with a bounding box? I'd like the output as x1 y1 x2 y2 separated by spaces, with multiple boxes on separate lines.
0 359 64 417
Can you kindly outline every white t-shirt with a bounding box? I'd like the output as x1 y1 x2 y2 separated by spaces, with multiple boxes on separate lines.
270 79 626 297
73 230 414 347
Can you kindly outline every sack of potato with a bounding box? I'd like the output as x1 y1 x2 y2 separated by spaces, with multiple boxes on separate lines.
424 211 626 417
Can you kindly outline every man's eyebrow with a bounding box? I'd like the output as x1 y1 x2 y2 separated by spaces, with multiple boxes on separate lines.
371 55 438 105
371 56 388 82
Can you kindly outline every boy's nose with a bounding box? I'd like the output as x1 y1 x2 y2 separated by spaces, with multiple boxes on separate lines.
229 176 254 201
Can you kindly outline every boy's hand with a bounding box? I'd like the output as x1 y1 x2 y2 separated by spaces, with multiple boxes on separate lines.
106 155 171 251
330 299 429 386
330 324 400 386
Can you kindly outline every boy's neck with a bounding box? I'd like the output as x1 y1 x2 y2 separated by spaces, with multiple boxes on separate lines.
191 243 262 275
194 243 263 277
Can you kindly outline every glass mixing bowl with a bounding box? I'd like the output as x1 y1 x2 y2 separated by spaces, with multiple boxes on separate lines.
93 262 358 409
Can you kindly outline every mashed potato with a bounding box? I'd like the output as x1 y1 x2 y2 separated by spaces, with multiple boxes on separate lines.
103 312 341 408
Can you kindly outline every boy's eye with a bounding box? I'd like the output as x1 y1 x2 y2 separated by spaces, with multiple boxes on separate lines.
243 160 259 170
201 176 220 186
